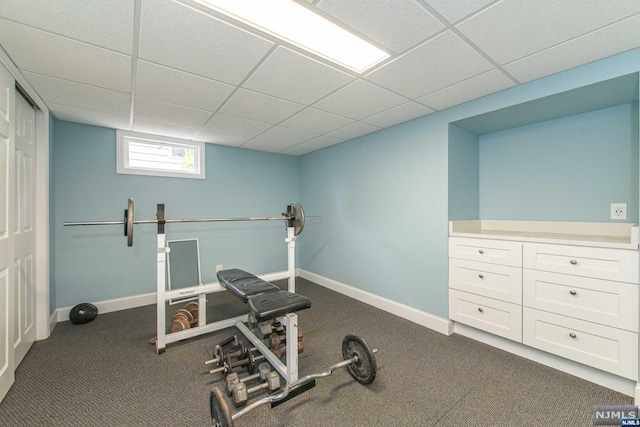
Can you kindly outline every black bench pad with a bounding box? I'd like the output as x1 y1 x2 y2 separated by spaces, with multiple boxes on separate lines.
217 269 280 303
248 291 312 322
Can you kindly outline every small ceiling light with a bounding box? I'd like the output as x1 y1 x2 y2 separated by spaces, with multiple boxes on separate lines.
195 0 390 73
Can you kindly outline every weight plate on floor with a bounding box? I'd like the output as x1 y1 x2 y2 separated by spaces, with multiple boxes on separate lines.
69 303 98 324
171 316 190 333
185 302 199 323
173 308 194 325
210 387 234 427
342 334 377 385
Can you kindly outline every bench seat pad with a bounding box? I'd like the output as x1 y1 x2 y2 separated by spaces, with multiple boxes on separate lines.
217 269 280 303
248 291 312 322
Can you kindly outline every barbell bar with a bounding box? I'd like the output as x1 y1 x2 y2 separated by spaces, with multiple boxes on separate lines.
63 198 307 247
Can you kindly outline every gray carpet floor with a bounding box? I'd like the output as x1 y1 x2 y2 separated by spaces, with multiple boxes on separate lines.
0 278 633 426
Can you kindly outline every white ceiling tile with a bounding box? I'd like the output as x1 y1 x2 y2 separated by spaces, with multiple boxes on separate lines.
327 121 381 140
219 89 304 124
202 114 271 138
456 0 640 65
132 119 198 140
24 72 130 117
257 126 318 145
134 97 212 128
136 61 234 112
425 0 495 24
241 139 292 153
280 108 354 134
365 30 493 99
138 0 273 85
194 130 249 147
243 46 354 104
279 145 316 156
362 101 434 127
417 69 515 110
0 18 131 91
0 0 134 54
504 14 640 83
300 135 343 149
313 79 406 120
316 0 444 53
50 102 131 130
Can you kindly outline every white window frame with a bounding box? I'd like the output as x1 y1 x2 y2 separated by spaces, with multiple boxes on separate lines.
116 130 206 180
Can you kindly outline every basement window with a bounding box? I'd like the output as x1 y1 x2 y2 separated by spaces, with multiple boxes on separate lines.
116 130 205 179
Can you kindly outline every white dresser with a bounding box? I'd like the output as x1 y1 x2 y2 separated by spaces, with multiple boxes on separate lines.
449 220 640 386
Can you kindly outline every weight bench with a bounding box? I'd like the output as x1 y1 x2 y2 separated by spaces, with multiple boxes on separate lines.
217 268 311 321
217 269 311 384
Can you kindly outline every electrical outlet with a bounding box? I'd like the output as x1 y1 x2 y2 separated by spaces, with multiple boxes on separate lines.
611 203 627 220
216 264 223 272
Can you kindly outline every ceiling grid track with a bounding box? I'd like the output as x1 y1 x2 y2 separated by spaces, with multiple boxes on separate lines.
128 0 143 130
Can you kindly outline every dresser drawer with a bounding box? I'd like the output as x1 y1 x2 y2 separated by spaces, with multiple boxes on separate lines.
523 270 638 332
449 289 522 342
449 258 522 304
523 243 639 283
523 308 638 380
449 237 522 267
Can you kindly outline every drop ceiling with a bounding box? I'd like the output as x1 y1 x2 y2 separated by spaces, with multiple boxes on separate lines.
0 0 639 156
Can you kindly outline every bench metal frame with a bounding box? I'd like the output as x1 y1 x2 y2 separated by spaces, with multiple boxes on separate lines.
154 210 300 382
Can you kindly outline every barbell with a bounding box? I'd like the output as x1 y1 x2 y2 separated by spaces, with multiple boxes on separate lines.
63 198 306 247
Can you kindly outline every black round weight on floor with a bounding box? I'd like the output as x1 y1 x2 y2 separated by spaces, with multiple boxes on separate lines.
69 303 98 324
342 334 377 385
210 387 234 427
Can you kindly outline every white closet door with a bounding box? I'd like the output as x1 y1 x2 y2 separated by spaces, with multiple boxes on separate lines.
13 90 35 366
0 62 15 402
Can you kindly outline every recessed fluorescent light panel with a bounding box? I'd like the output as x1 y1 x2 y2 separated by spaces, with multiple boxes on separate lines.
196 0 390 73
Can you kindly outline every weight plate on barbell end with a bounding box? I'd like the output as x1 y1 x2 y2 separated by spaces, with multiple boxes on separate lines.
342 334 377 385
127 198 134 247
210 387 234 427
289 202 305 236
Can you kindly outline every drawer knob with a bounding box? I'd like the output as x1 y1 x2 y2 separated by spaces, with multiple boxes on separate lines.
569 290 577 296
478 249 484 254
478 274 484 279
478 307 484 313
569 332 577 339
570 259 578 265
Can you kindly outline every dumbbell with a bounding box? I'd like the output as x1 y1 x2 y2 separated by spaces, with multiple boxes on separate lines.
232 371 281 407
226 362 272 395
210 351 265 375
204 336 241 366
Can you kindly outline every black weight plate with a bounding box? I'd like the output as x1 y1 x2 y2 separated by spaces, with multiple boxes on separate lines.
69 303 98 325
210 387 233 427
342 334 377 385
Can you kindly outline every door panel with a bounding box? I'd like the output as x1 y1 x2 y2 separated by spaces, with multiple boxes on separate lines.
13 92 35 366
0 62 14 403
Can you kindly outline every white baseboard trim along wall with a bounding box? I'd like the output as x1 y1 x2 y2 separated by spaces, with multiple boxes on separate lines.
297 269 454 336
54 270 291 323
51 269 633 397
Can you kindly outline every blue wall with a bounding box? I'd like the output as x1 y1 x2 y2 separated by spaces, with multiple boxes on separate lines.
53 121 300 308
479 103 638 221
448 125 479 221
300 48 640 319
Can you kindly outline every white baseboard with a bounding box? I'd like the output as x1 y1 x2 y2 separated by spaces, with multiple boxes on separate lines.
454 323 637 397
54 270 290 323
49 310 57 335
297 269 453 335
